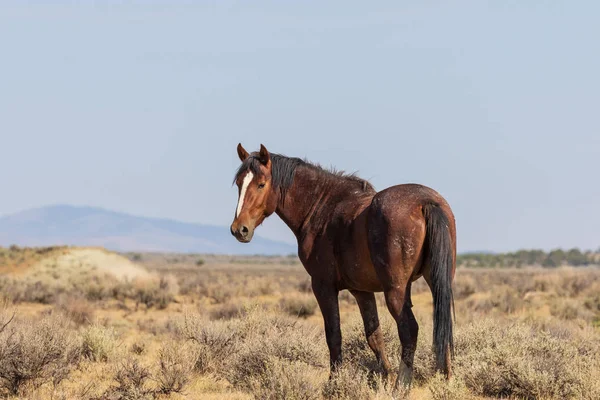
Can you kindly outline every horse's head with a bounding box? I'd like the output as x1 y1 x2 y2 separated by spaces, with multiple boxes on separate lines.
230 143 278 243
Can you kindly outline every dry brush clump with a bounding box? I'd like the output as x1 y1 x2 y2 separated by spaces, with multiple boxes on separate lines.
177 311 239 374
130 341 146 355
0 310 82 396
209 301 247 320
104 358 155 400
279 293 318 318
208 299 273 321
0 276 60 304
155 341 198 395
427 373 473 400
322 365 386 400
81 323 120 362
132 275 179 310
54 294 96 325
245 358 322 400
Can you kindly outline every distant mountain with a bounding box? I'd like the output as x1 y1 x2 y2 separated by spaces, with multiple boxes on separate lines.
0 205 296 255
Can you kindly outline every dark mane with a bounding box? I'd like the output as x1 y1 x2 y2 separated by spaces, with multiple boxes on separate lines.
234 153 374 199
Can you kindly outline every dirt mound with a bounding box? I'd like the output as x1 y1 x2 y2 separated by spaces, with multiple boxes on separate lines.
0 246 68 275
38 248 151 281
0 246 150 281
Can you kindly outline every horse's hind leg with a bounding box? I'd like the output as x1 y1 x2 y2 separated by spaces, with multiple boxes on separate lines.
368 229 420 390
367 194 425 390
350 290 392 376
383 282 419 390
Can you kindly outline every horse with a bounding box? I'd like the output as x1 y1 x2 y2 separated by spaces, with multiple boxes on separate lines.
230 144 456 389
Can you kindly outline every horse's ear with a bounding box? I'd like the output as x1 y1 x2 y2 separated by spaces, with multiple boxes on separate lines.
258 144 270 166
237 143 250 162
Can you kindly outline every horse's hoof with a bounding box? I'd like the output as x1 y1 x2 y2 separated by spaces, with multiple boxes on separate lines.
394 362 413 395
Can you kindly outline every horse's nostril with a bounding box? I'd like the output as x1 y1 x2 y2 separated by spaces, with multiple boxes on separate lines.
230 226 235 236
241 225 249 235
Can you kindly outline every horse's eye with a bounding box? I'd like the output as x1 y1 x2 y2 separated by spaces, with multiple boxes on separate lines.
258 183 266 189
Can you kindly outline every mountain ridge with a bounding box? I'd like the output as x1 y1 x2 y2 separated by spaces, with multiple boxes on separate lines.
0 205 296 255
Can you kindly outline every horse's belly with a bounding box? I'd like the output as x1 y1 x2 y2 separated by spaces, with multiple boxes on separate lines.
338 256 384 292
336 211 384 292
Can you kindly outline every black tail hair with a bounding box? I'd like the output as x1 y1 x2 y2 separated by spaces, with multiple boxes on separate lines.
423 203 455 376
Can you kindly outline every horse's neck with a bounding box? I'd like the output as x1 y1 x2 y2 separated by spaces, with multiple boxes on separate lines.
275 167 329 240
276 167 372 245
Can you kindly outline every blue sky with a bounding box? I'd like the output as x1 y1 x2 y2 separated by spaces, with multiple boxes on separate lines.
1 1 598 252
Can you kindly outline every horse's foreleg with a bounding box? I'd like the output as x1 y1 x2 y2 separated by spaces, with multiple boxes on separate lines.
312 279 342 374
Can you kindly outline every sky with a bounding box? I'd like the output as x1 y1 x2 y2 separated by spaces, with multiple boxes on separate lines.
1 1 599 253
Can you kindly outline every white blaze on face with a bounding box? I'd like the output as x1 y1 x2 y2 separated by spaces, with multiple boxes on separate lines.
236 171 254 218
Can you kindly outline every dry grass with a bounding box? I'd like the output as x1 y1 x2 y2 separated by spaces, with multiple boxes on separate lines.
1 249 599 399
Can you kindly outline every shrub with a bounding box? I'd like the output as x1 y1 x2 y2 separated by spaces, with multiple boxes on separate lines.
55 295 95 325
550 298 595 321
156 341 198 394
248 359 321 400
322 365 379 400
427 373 472 400
130 342 146 355
338 289 355 305
209 302 245 320
0 312 82 396
244 277 276 297
81 323 118 362
82 274 120 302
134 276 178 310
177 312 238 374
297 279 313 293
14 280 58 304
279 294 318 318
454 275 477 299
491 286 523 314
107 358 154 400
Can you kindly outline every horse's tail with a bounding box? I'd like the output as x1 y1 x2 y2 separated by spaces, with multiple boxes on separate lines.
423 203 455 377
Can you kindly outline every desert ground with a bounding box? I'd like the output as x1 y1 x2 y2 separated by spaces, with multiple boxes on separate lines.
1 246 599 399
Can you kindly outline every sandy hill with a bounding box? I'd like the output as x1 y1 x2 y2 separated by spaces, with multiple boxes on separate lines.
0 246 150 281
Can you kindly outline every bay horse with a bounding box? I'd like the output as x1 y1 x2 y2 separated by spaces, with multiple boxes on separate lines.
230 144 456 389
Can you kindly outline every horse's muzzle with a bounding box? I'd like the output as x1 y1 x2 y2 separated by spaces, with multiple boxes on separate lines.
230 222 253 243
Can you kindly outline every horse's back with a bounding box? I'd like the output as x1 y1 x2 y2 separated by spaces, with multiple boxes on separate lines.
371 183 451 213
